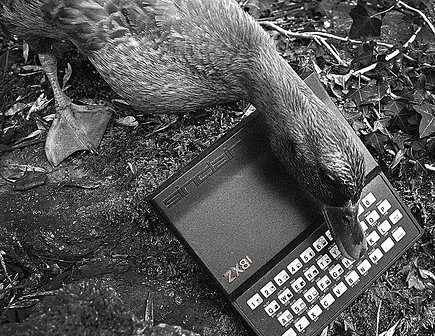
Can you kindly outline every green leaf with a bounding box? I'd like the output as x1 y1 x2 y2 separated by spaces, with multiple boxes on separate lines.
349 3 382 39
384 100 416 134
363 131 389 154
414 103 435 138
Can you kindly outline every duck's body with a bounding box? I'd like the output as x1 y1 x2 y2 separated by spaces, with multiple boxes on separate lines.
1 0 367 259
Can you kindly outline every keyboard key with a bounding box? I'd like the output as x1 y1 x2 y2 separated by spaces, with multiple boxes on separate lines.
317 275 332 291
294 316 310 332
389 209 403 224
278 310 293 326
329 245 341 259
362 192 376 207
287 258 303 275
274 270 290 286
247 293 263 310
369 248 383 264
261 282 277 298
357 259 371 275
378 220 392 235
291 277 306 293
304 265 319 281
360 221 368 232
313 235 328 252
377 199 391 214
342 258 354 269
333 281 347 297
325 230 333 241
317 254 332 270
278 288 293 304
308 305 322 320
320 293 335 309
291 298 306 315
282 328 297 336
393 227 406 241
367 231 380 246
265 300 280 316
300 247 315 263
304 286 319 303
366 210 380 225
381 237 394 253
345 270 360 286
329 264 344 280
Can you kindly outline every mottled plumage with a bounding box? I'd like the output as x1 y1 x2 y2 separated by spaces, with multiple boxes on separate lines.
0 0 366 258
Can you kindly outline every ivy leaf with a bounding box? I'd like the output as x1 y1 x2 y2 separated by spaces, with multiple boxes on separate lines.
384 101 415 134
391 131 411 149
390 148 407 171
349 3 382 39
411 139 426 159
384 100 407 116
414 103 435 138
352 42 376 68
349 86 373 106
363 131 389 154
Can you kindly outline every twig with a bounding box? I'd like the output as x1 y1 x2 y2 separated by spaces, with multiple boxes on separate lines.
19 290 58 300
316 36 347 66
307 31 393 48
0 292 16 322
353 26 422 77
375 299 382 336
372 4 396 18
397 0 435 36
260 21 348 65
144 119 179 139
0 251 12 284
260 21 394 48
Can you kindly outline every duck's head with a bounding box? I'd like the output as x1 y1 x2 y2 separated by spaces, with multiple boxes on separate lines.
263 87 367 260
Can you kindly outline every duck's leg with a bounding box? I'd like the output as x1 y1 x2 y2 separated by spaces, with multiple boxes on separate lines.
39 53 113 166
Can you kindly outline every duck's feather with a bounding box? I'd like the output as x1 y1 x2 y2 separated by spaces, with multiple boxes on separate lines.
32 0 271 113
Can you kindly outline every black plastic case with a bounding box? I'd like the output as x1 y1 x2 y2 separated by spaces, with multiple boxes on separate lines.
149 73 422 336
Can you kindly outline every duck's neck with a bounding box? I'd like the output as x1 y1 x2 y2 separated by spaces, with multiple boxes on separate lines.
244 48 314 136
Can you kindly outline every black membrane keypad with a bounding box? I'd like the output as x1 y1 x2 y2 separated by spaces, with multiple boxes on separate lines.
235 174 422 336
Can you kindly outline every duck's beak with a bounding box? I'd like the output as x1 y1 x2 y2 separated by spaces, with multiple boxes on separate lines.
322 201 367 260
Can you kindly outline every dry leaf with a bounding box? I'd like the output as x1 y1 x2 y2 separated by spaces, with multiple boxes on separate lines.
116 116 139 127
5 102 28 116
27 93 52 118
20 65 43 75
379 320 400 336
320 327 329 336
419 269 435 281
0 164 46 182
15 129 43 144
62 63 72 90
22 41 29 63
407 269 426 290
43 114 56 122
21 65 43 72
12 172 48 191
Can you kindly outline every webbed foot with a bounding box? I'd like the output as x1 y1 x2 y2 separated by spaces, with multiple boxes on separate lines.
45 102 112 166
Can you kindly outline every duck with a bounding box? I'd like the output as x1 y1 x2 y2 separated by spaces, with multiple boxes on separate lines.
0 0 367 259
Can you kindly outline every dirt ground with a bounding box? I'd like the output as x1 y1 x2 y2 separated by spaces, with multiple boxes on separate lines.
1 1 435 336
